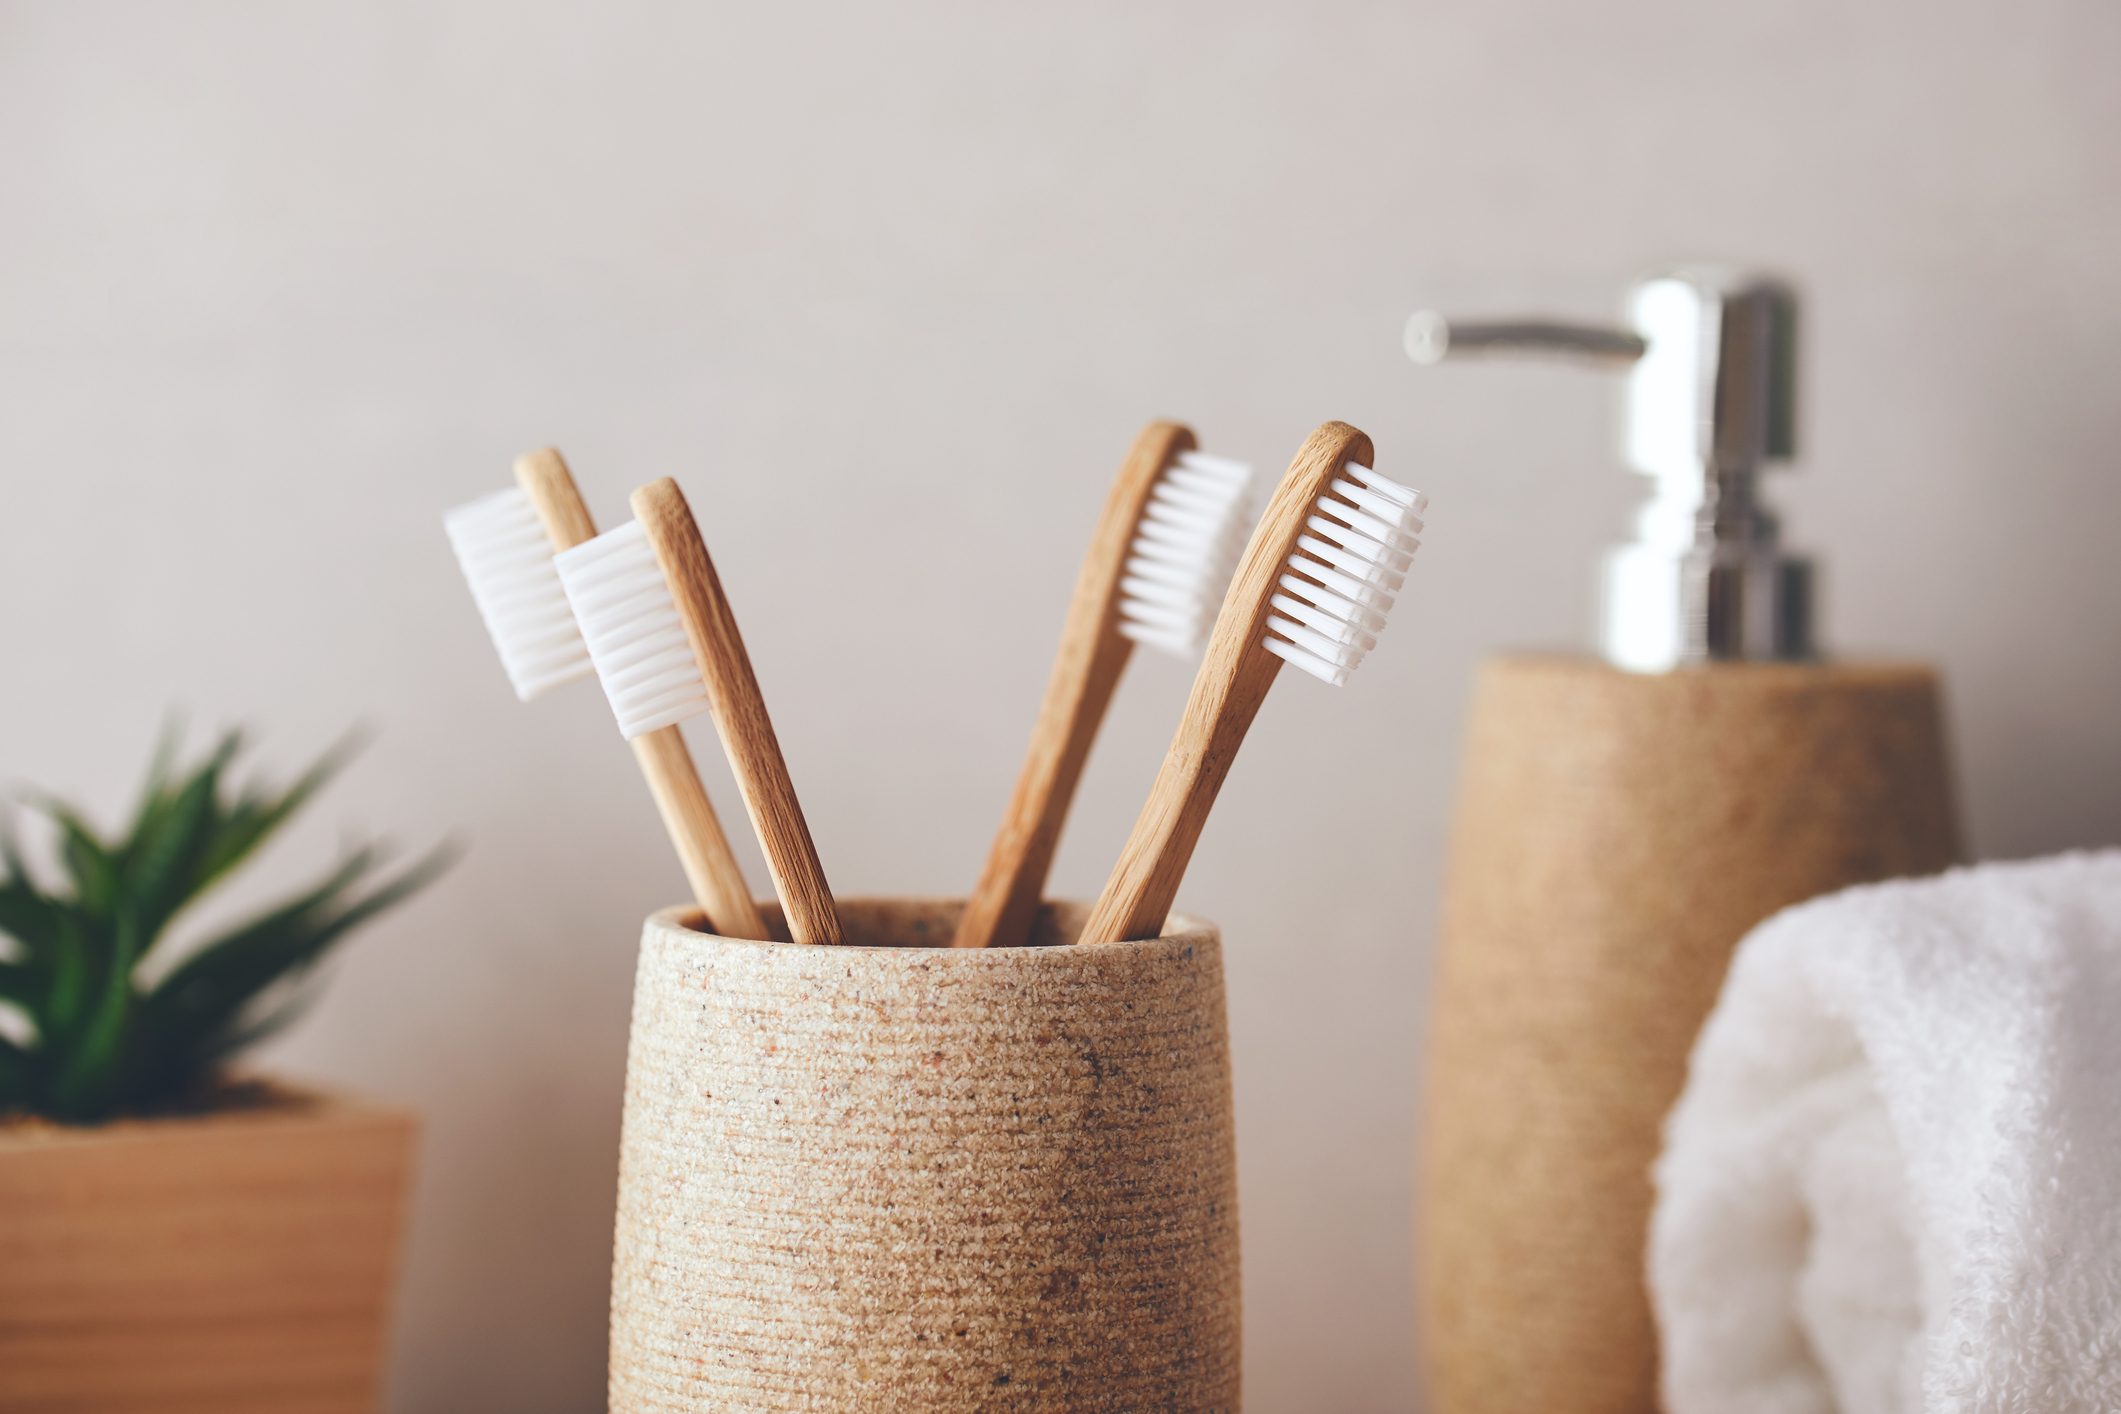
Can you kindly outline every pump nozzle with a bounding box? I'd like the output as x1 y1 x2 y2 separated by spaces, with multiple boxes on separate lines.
1407 268 1810 672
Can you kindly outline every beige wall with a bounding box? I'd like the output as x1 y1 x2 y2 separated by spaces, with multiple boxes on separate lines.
4 2 2117 1409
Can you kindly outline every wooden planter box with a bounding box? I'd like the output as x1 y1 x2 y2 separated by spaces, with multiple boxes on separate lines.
0 1085 418 1414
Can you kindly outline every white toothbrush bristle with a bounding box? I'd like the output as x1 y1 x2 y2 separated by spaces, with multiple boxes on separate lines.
443 487 592 701
554 520 710 739
1264 462 1426 686
1116 449 1255 659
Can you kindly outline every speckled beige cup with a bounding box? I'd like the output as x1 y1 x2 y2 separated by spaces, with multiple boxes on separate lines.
607 898 1242 1413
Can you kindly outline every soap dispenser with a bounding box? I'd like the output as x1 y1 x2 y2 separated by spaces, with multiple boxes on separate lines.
1411 269 1961 1414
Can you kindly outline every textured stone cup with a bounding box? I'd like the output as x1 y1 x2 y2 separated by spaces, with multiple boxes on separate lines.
608 899 1242 1413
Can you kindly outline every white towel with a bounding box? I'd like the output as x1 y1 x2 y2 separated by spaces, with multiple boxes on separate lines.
1650 851 2121 1414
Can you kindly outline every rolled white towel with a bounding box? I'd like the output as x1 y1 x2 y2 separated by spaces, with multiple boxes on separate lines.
1650 851 2121 1414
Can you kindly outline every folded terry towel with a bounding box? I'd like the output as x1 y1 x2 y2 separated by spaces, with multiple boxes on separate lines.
1650 851 2121 1414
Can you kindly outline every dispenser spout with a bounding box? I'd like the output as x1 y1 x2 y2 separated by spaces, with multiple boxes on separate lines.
1407 267 1812 672
1403 314 1648 367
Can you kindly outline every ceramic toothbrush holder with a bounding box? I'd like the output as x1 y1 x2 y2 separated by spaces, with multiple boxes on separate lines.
608 898 1242 1413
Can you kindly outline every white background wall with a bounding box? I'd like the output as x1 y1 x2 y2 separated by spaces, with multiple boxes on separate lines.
4 3 2117 1409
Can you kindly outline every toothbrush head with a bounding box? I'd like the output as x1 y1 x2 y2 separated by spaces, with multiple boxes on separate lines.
1116 449 1255 658
1263 460 1426 687
443 486 594 701
553 519 709 739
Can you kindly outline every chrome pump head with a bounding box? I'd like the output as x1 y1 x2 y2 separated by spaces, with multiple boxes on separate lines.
1406 268 1809 672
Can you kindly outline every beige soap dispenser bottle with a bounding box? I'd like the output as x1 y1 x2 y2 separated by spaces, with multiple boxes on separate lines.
1411 269 1962 1414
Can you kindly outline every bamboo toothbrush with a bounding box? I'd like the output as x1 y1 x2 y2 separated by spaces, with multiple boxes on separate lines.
1077 420 1425 946
443 450 769 940
952 421 1254 949
556 478 843 947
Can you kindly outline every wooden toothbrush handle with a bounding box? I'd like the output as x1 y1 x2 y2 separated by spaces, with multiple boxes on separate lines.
514 447 601 546
1078 421 1374 945
952 421 1196 949
514 449 769 941
633 478 844 947
626 731 770 940
1076 651 1280 945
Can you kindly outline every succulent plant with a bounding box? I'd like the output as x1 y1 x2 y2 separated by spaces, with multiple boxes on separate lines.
0 727 453 1123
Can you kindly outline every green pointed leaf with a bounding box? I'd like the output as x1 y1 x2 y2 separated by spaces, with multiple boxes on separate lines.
44 913 142 1122
36 804 118 920
303 840 458 953
175 978 323 1079
140 849 379 1050
147 841 455 1070
41 913 94 1045
194 729 366 896
123 713 187 843
116 776 201 890
123 731 243 950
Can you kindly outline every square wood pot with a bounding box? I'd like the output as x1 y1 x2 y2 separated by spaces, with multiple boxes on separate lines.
0 1084 418 1413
